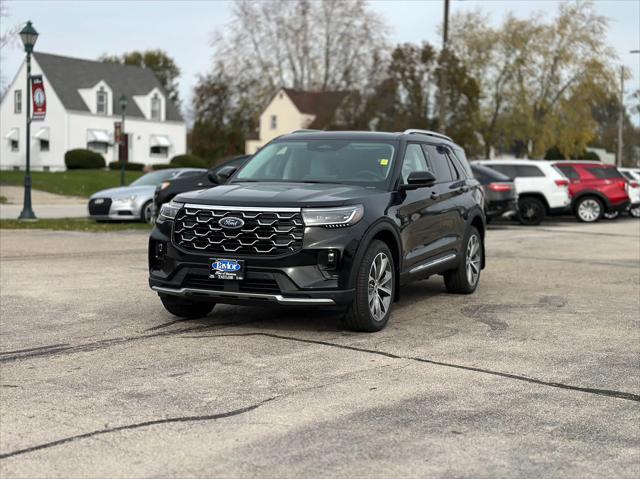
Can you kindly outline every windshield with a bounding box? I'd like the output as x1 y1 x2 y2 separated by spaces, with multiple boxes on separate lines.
130 170 183 187
234 140 397 187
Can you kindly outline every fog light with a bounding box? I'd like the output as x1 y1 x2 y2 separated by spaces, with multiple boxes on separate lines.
154 241 166 260
319 249 339 269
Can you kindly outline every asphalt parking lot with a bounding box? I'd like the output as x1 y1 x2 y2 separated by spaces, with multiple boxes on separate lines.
1 218 639 478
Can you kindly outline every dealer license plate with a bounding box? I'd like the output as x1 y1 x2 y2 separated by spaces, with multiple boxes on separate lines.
210 258 244 281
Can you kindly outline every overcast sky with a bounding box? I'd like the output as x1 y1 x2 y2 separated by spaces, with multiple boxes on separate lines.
1 0 638 123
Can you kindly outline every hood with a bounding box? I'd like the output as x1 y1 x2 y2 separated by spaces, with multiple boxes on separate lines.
174 182 386 208
90 185 155 199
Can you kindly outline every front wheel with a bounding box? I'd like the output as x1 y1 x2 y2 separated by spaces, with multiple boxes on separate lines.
344 240 395 332
141 200 154 224
160 294 215 319
518 197 545 226
603 211 619 220
444 227 483 294
630 206 640 218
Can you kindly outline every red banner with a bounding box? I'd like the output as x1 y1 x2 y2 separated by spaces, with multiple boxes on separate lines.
31 75 46 121
114 122 122 144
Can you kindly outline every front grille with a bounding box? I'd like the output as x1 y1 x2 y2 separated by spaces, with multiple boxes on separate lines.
184 275 281 295
173 206 304 256
88 198 112 215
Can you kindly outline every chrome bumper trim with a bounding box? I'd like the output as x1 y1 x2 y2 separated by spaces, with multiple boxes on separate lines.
409 253 457 274
184 203 301 213
152 286 335 305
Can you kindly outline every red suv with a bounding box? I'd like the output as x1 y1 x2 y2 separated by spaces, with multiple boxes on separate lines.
554 162 630 222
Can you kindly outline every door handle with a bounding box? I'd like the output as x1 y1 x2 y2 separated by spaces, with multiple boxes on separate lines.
430 191 440 200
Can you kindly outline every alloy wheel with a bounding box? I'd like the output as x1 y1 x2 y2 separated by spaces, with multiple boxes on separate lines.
143 202 154 224
603 211 619 220
368 252 393 322
466 234 481 286
630 207 640 218
578 199 601 222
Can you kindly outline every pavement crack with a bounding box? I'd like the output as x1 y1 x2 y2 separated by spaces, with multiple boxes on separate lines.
0 397 276 460
183 332 640 403
0 344 70 356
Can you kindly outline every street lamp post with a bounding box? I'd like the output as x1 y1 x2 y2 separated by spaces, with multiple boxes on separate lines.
119 94 128 186
18 21 38 221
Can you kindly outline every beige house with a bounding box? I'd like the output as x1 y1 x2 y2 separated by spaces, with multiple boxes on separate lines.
245 88 349 154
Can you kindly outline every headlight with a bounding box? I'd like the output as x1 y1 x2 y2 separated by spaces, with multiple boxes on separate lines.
158 200 183 221
302 205 364 228
159 181 171 190
112 195 137 204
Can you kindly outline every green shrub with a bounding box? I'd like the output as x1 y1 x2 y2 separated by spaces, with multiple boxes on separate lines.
152 163 174 170
169 154 207 168
582 150 600 161
108 161 145 171
64 149 106 169
544 146 565 161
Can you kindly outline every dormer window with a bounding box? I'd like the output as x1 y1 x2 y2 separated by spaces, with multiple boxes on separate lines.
96 87 108 115
151 94 161 121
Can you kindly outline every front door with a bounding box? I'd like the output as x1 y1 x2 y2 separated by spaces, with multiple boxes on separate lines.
395 143 448 274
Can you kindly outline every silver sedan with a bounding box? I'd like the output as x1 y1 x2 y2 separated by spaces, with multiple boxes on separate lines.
88 168 206 223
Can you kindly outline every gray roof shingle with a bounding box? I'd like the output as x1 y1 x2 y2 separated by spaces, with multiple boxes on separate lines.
34 52 183 122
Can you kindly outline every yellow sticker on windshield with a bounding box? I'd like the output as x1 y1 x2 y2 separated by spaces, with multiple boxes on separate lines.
379 159 389 166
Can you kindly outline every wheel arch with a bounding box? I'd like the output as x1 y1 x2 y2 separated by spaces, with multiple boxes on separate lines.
468 212 486 270
572 190 610 210
349 219 402 302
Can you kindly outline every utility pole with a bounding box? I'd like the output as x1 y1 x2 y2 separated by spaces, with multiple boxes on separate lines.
438 0 450 133
617 66 624 167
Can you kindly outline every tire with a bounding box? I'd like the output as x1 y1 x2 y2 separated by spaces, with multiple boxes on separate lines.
630 206 640 218
603 211 619 220
444 226 482 294
344 240 395 332
517 197 546 226
141 200 154 224
160 294 215 319
575 196 603 223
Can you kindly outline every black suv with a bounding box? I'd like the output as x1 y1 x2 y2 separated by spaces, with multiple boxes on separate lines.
149 130 485 332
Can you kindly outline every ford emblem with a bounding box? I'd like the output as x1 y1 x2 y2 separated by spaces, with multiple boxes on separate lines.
219 216 245 229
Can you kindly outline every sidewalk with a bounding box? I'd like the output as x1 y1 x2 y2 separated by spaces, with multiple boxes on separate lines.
0 185 87 219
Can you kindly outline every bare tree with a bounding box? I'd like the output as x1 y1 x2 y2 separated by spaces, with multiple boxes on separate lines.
212 0 388 104
0 2 22 94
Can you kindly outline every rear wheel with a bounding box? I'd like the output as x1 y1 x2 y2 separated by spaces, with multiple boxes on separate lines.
160 294 215 319
575 196 603 223
603 211 619 220
444 227 482 294
630 206 640 218
344 240 395 332
517 197 545 226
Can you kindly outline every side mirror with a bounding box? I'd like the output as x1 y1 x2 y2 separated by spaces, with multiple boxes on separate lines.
208 165 238 184
402 171 437 190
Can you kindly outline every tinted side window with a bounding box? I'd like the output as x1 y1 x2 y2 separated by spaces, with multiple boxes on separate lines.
621 171 633 180
514 165 545 177
487 164 517 178
401 143 430 183
423 144 453 183
586 166 623 179
557 165 579 180
446 153 461 180
453 147 473 177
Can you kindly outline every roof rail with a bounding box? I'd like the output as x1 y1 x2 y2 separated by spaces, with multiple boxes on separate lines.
290 129 321 134
403 129 452 142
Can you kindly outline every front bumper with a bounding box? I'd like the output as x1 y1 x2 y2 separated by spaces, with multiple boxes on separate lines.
148 217 365 307
88 198 144 221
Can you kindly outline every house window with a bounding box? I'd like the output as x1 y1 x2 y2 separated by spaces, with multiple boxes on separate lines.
87 141 108 154
96 88 108 115
151 94 161 121
40 140 50 152
14 90 22 114
270 115 277 130
150 145 169 157
10 139 19 152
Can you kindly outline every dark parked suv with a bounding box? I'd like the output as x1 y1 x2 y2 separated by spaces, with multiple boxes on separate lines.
149 130 486 332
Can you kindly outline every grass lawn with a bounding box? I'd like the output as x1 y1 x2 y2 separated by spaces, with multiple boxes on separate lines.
0 169 145 197
0 218 152 232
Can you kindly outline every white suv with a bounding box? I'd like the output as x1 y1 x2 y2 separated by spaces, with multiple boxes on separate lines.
619 168 640 218
475 160 571 225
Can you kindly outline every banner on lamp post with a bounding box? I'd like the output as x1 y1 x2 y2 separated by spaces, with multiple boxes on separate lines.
31 75 46 121
114 122 122 144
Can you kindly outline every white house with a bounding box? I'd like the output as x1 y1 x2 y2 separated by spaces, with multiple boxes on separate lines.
245 88 349 154
0 52 186 171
